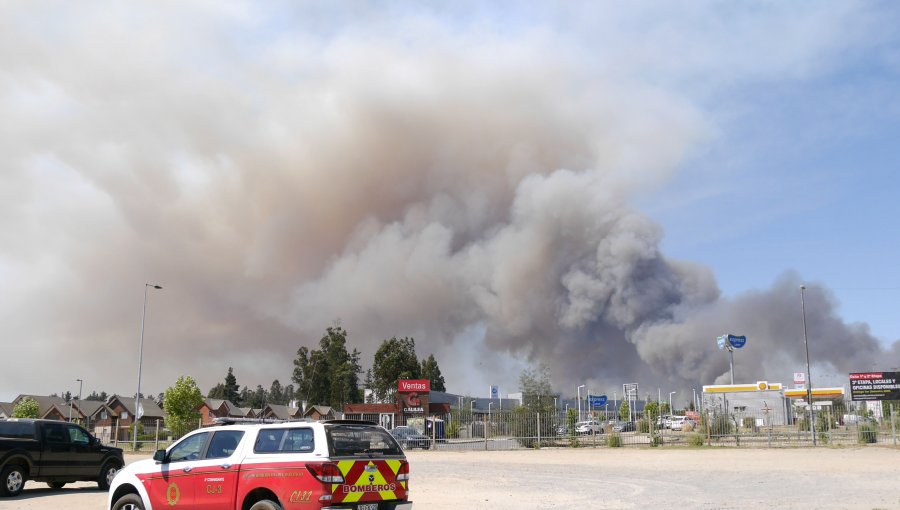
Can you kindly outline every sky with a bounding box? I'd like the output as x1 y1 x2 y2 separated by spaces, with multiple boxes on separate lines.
1 1 899 407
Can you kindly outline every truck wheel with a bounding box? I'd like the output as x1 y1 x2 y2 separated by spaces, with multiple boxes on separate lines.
112 493 145 510
249 499 284 510
97 463 119 490
1 465 27 497
48 481 66 489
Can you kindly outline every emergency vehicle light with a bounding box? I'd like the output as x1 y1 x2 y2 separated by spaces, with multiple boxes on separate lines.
306 462 345 484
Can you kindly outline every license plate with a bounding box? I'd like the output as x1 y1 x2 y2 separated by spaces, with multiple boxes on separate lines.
358 505 378 510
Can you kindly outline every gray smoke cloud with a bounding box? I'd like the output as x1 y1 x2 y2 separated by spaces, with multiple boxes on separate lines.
1 2 896 400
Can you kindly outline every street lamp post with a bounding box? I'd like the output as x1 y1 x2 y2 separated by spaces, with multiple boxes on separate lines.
135 283 162 452
669 391 677 415
69 378 83 423
800 285 816 446
577 385 585 421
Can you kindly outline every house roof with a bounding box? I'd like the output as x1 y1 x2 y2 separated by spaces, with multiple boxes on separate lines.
343 403 399 414
0 402 14 417
13 395 66 417
109 396 165 418
87 403 117 419
262 404 301 420
201 399 244 416
41 403 72 420
71 400 106 418
303 405 334 417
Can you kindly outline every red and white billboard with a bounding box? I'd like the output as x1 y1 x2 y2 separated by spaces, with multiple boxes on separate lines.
398 379 430 414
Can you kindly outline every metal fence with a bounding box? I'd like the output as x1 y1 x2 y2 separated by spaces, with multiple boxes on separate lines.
386 405 899 451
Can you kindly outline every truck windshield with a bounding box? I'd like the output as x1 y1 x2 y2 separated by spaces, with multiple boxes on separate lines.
326 424 403 457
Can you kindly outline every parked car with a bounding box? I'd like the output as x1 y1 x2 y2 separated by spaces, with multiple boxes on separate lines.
0 418 124 497
669 416 696 431
110 419 412 510
611 421 635 433
657 415 672 429
574 420 601 435
390 425 431 449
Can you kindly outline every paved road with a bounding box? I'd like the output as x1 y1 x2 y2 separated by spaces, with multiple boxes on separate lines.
3 448 900 509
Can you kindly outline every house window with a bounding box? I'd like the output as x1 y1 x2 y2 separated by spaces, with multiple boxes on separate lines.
101 411 108 420
122 411 129 420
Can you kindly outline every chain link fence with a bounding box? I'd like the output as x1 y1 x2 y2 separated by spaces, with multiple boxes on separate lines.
371 403 899 450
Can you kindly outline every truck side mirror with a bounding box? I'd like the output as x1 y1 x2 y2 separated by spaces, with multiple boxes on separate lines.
153 449 167 463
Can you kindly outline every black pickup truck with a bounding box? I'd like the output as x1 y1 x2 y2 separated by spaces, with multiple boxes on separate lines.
0 418 124 497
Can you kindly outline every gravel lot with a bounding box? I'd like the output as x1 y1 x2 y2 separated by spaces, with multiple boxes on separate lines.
4 447 899 509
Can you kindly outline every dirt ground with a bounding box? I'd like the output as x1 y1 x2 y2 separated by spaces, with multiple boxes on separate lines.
4 447 899 509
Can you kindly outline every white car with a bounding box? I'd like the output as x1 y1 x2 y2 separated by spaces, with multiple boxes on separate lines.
669 416 695 431
574 420 601 434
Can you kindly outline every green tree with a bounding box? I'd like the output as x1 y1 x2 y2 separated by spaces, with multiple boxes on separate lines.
371 337 420 402
515 365 556 447
238 386 251 405
207 383 226 399
86 391 108 401
163 376 204 438
246 385 267 408
223 367 240 404
518 364 554 413
619 400 630 422
269 380 285 405
292 326 363 408
283 384 295 405
12 397 40 418
420 354 446 392
659 401 671 416
644 400 660 425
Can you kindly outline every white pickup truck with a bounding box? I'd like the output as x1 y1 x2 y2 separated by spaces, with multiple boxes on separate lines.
108 419 412 510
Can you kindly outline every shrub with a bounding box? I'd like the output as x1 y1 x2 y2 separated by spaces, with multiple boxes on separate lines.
447 422 460 439
637 419 650 433
858 423 879 444
710 414 733 435
742 417 759 432
687 433 705 447
607 433 622 447
650 434 663 447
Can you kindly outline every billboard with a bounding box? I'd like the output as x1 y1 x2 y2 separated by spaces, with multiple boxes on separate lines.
849 372 900 401
398 379 430 414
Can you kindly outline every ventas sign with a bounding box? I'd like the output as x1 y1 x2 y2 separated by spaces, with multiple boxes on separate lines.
398 379 430 414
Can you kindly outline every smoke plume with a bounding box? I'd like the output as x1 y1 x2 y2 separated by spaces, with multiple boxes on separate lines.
0 2 896 400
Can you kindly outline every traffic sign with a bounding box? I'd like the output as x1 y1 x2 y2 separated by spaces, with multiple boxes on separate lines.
728 335 747 349
588 395 607 407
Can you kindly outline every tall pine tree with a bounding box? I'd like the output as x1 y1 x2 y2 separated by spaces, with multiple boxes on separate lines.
292 326 363 408
420 354 446 392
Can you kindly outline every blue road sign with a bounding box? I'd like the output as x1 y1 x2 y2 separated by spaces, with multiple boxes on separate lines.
588 395 608 407
728 335 747 349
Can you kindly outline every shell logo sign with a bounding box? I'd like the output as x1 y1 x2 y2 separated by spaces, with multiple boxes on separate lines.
703 382 783 393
